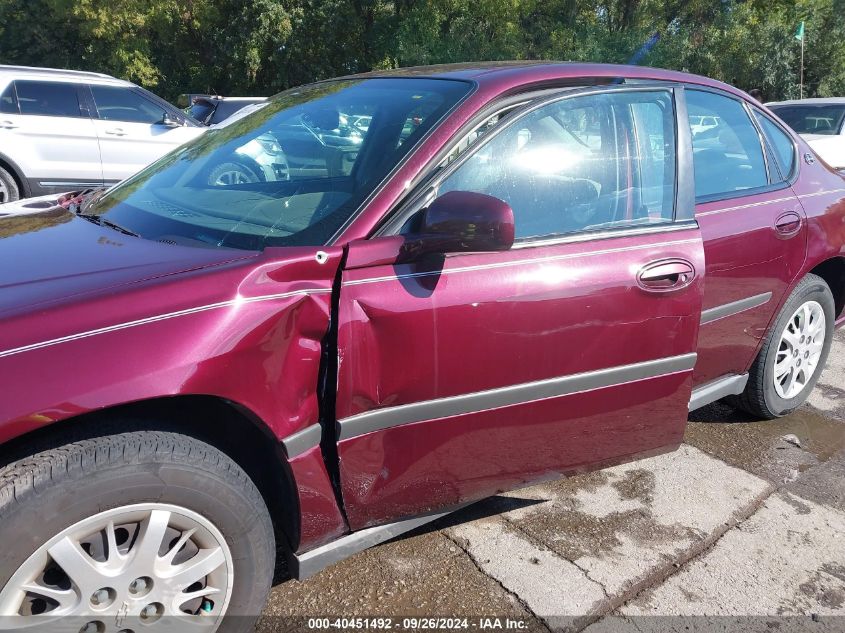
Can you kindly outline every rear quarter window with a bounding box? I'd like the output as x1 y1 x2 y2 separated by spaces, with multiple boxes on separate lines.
754 111 796 181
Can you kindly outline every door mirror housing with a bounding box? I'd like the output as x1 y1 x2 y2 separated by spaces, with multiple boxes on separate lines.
408 191 515 258
160 113 182 128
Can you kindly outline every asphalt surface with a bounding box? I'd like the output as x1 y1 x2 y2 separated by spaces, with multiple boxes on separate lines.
260 330 845 632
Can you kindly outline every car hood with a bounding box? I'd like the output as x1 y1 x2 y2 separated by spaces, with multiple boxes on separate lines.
0 200 254 317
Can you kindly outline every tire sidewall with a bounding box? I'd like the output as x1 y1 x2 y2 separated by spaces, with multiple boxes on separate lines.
0 167 19 203
207 161 261 186
761 278 835 416
0 436 274 627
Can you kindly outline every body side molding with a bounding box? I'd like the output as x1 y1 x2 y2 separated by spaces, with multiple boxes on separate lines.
281 424 322 459
700 292 773 325
338 353 697 440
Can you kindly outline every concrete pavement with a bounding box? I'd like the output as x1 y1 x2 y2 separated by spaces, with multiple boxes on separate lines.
262 330 845 631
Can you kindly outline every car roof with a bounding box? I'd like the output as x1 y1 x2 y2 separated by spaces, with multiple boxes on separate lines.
332 61 745 97
767 97 845 107
0 64 132 87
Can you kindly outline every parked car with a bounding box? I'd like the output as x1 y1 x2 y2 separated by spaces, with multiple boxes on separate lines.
1 63 844 631
182 94 267 126
768 98 845 170
689 113 721 135
206 107 366 185
0 65 203 203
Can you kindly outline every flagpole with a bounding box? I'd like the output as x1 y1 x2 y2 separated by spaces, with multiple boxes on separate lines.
800 31 804 99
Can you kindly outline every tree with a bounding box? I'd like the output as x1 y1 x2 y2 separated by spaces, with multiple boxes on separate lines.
0 0 842 102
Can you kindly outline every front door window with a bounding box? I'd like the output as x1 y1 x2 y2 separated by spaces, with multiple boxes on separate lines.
438 90 677 240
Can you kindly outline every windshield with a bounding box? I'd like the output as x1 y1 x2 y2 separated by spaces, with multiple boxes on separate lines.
770 104 845 136
87 78 471 251
186 99 216 125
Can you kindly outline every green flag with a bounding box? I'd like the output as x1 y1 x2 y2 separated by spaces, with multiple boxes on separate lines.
795 21 805 41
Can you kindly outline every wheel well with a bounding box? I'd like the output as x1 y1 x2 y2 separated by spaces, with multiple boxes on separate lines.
0 396 301 554
810 257 845 319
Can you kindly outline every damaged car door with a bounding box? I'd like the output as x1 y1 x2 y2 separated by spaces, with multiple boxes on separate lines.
334 86 706 530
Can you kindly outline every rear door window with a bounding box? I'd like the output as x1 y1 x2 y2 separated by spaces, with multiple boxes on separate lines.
686 90 768 199
90 86 167 124
15 81 83 117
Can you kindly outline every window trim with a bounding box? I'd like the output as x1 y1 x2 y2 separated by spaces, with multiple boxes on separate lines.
376 83 695 247
741 99 778 185
684 85 794 205
11 79 88 119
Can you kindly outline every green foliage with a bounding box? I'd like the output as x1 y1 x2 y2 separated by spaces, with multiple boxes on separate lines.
0 0 842 102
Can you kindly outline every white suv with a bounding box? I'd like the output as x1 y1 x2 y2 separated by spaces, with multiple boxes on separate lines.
0 65 204 202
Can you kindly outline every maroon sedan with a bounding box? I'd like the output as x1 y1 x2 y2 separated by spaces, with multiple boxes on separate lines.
0 63 843 630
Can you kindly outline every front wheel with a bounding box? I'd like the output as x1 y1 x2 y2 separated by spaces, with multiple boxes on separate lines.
734 273 835 419
0 430 275 632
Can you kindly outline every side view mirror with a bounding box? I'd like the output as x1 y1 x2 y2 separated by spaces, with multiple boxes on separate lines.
161 113 182 128
404 190 515 259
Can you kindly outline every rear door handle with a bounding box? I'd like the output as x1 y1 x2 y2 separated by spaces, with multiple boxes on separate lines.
774 211 802 238
637 259 696 292
104 128 128 136
0 120 18 129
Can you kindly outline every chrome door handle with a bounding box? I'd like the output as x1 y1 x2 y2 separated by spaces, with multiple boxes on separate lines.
774 211 802 238
104 128 128 136
0 120 17 129
637 259 696 292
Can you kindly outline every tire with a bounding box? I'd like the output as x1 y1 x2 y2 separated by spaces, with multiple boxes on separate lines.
734 273 835 419
0 430 274 632
0 166 20 204
207 161 261 186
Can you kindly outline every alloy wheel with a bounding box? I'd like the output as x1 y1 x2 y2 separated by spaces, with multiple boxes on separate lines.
0 177 8 204
213 169 255 186
773 300 826 399
0 503 233 629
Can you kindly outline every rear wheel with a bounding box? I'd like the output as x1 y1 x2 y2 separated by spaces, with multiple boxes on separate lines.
0 430 274 632
0 166 20 203
734 274 835 419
